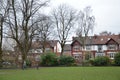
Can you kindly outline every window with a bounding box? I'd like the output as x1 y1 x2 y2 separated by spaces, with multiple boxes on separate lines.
74 54 81 59
29 49 35 53
74 55 79 59
45 48 51 52
96 53 105 57
108 44 116 50
45 48 50 50
36 49 42 53
73 45 80 51
98 45 102 52
29 50 32 53
108 38 110 40
86 45 91 50
101 38 103 41
108 53 115 59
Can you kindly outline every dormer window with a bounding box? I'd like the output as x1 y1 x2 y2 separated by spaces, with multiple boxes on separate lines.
73 45 81 51
108 38 110 41
101 38 103 41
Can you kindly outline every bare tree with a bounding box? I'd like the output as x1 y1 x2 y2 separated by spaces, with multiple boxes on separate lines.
52 4 76 56
0 0 10 67
36 15 53 53
99 31 112 36
76 6 95 61
5 0 49 69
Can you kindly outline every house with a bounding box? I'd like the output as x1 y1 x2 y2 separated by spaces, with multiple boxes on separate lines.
63 44 71 56
13 40 61 67
30 40 61 54
71 34 120 62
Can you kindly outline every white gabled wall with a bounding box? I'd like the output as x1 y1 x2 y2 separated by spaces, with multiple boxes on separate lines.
103 45 107 50
84 45 98 51
80 44 108 51
54 42 61 53
91 45 107 51
94 45 98 51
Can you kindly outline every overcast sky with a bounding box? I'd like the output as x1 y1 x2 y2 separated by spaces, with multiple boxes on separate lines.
47 0 120 35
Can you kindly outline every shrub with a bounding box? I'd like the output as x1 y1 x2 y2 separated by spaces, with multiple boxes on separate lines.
26 59 31 67
85 52 92 60
114 52 120 66
59 56 75 66
40 53 58 66
91 56 110 66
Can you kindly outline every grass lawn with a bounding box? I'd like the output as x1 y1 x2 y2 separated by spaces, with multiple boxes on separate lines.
0 67 120 80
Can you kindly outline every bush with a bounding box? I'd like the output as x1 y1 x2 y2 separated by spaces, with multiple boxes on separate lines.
82 60 91 66
85 52 92 60
114 52 120 66
59 56 75 66
91 56 110 66
26 59 31 67
40 53 58 66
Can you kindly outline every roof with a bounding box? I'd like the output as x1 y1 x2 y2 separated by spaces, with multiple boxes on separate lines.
72 36 93 45
72 34 120 45
48 40 59 47
93 35 120 45
31 40 59 49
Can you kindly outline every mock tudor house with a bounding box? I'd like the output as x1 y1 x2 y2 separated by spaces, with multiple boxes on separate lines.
71 34 120 62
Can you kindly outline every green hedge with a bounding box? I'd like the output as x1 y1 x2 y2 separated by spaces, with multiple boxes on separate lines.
58 55 75 66
40 53 58 66
40 53 75 66
90 56 110 66
114 52 120 66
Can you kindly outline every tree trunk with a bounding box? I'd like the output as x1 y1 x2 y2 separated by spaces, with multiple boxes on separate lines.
22 52 27 70
82 42 86 66
43 46 45 53
0 50 2 67
0 38 3 67
0 20 3 67
60 44 65 56
60 48 64 56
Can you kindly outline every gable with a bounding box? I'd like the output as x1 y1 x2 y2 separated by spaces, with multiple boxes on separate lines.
106 38 118 45
71 40 81 46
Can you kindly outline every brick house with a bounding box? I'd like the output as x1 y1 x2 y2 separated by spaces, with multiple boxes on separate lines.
71 34 120 62
26 40 61 66
63 44 71 56
30 40 61 54
13 40 61 67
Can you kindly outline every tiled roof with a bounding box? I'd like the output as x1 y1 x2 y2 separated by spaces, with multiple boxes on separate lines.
93 35 120 45
72 36 93 45
72 34 120 45
31 40 59 49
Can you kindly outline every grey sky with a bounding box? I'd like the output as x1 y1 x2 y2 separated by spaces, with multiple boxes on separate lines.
48 0 120 35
